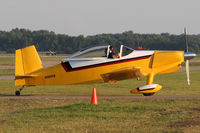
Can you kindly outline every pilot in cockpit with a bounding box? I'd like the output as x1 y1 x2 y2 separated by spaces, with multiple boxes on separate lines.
108 46 120 59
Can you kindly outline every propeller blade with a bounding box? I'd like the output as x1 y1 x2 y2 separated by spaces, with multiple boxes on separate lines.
184 28 192 85
184 28 189 52
185 60 190 85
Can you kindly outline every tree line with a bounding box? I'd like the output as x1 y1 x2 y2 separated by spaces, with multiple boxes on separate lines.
0 28 199 54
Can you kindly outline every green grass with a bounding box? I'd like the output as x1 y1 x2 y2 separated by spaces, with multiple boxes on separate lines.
182 61 200 66
190 62 200 66
0 69 14 75
0 98 200 132
0 53 14 56
0 71 200 95
0 57 15 65
193 56 200 60
154 71 200 95
0 56 63 65
40 56 64 61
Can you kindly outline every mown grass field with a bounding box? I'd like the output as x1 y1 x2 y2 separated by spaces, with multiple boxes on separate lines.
0 98 200 133
0 56 63 65
193 56 200 60
0 71 200 132
0 71 199 95
0 57 15 65
0 69 14 76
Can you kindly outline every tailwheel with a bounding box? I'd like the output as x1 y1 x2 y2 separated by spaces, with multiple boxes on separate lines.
143 93 155 96
15 86 24 96
15 91 20 96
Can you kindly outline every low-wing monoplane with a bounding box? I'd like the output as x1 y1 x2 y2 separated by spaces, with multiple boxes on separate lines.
14 30 196 96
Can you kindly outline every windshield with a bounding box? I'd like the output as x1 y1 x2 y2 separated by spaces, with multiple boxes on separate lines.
68 45 108 58
121 45 134 56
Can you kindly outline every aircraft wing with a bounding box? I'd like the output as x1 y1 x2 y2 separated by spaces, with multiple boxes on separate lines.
101 67 142 83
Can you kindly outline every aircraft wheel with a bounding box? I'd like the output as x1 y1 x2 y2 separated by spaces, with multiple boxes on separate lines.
143 93 155 96
15 91 20 96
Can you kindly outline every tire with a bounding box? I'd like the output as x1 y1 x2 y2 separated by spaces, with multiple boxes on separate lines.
15 91 20 96
143 93 155 96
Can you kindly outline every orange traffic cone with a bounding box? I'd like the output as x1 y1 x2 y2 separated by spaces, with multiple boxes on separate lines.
91 88 98 105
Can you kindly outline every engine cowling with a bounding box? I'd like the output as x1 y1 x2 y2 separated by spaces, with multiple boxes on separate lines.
130 84 162 94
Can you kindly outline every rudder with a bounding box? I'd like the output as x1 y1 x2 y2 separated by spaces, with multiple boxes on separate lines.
15 45 43 86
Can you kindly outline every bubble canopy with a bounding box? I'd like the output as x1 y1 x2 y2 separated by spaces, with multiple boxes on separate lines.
66 45 109 59
62 45 135 62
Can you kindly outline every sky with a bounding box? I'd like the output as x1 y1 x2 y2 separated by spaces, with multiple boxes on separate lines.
0 0 200 36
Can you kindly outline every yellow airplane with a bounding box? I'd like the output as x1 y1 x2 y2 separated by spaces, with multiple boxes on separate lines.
14 30 196 96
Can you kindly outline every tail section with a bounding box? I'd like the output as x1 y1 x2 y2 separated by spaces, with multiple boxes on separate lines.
15 45 43 86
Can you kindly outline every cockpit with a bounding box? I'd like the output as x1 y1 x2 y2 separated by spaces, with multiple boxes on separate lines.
67 45 108 58
63 45 134 60
61 44 154 69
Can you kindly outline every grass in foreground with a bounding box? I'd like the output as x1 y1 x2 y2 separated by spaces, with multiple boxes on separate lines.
0 98 200 133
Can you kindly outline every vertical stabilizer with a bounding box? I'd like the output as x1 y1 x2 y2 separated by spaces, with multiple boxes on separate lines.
15 45 43 76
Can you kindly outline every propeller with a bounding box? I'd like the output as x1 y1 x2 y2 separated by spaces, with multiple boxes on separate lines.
184 28 189 53
184 28 190 85
185 59 190 85
184 28 196 85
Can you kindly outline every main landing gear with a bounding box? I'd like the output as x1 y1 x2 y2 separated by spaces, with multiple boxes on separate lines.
143 73 156 96
15 86 24 96
130 73 162 96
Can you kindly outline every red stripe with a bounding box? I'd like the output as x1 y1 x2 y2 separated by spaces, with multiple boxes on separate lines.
62 55 151 72
61 61 69 72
